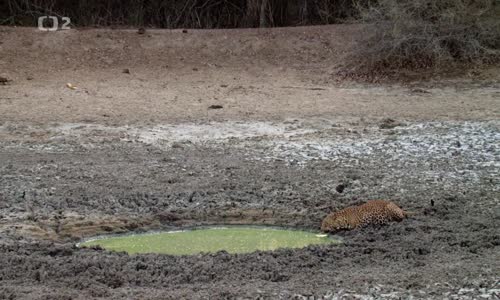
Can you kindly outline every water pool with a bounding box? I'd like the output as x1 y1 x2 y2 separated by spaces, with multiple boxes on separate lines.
80 226 339 255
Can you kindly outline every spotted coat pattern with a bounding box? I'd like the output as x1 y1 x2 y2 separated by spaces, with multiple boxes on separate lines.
321 200 406 232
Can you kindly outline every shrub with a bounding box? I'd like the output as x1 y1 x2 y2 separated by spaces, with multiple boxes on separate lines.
347 0 500 73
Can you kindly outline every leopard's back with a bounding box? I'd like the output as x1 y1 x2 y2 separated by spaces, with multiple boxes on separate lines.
321 200 406 232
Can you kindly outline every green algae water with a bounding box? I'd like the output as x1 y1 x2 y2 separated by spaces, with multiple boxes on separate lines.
80 227 338 255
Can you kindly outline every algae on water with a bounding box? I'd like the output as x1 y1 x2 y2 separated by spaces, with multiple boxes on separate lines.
81 227 338 255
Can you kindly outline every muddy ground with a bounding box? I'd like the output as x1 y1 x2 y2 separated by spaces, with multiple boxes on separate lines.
0 25 499 299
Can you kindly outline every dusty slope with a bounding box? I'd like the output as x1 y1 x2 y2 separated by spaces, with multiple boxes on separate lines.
0 25 499 125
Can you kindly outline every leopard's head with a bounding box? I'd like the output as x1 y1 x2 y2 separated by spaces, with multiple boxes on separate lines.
321 214 348 232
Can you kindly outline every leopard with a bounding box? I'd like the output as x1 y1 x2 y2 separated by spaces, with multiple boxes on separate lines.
321 200 407 232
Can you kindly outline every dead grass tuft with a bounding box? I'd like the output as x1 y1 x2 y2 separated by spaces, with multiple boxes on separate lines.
343 0 500 77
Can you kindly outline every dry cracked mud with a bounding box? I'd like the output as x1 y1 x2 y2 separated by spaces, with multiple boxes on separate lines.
0 119 499 299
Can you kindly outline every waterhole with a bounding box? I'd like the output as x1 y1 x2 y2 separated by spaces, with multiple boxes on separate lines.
80 227 339 255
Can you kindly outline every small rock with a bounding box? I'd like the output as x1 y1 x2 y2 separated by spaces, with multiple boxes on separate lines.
379 118 404 129
410 88 431 94
137 28 145 34
122 68 130 74
208 105 223 110
458 288 475 294
0 76 10 85
182 29 188 33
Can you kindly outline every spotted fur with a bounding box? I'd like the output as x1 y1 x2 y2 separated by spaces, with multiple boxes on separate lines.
321 200 406 232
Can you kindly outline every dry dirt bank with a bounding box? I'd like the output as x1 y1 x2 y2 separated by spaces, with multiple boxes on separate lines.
0 26 499 125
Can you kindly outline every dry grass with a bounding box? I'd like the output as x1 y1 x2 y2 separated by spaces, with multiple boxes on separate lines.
0 0 361 28
345 0 500 75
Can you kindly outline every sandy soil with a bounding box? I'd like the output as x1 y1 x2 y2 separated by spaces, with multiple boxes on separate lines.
0 25 499 299
1 26 499 125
